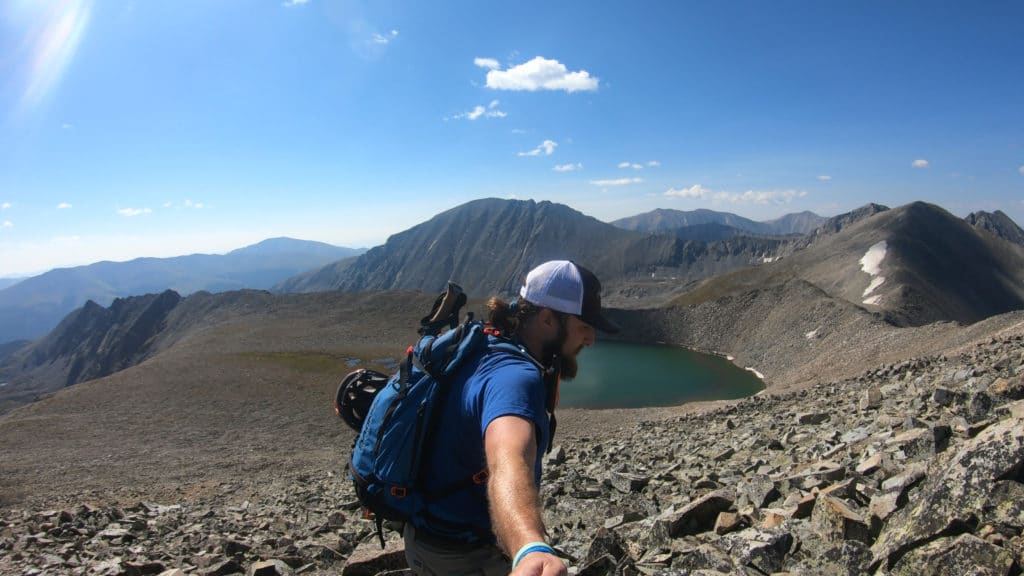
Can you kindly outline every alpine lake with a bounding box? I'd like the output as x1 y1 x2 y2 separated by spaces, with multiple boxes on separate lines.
560 340 764 409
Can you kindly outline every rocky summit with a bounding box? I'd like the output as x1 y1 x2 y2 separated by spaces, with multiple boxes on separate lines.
2 330 1022 575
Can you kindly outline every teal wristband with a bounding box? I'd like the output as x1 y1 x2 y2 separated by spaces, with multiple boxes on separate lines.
512 542 555 568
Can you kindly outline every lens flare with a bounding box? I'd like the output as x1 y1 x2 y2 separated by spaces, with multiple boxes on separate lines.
19 0 91 108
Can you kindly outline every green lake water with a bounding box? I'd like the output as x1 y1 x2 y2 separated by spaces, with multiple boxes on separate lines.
559 341 764 409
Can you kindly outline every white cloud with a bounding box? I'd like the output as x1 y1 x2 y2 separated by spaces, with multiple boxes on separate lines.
117 207 152 217
817 175 832 181
1018 165 1024 174
554 163 583 172
591 177 643 187
164 199 205 209
282 0 309 6
1 202 10 210
57 202 72 209
518 139 557 157
2 221 12 228
618 162 643 170
664 184 709 198
62 123 74 130
664 185 807 204
715 189 807 204
371 30 398 45
485 56 599 92
647 161 660 167
912 159 929 168
449 102 507 121
474 57 500 70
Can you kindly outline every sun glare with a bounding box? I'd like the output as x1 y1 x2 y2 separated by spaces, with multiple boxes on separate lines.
20 0 91 108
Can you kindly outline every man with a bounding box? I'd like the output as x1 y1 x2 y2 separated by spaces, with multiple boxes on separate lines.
403 260 619 576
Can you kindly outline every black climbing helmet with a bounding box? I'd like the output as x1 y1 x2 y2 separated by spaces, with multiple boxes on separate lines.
335 369 390 432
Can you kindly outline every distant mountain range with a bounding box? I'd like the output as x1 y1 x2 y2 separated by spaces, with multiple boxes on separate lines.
280 198 1024 328
610 208 828 237
279 199 812 299
0 238 365 344
2 197 1023 414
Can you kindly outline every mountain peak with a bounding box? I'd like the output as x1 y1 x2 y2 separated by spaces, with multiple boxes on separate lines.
965 210 1024 245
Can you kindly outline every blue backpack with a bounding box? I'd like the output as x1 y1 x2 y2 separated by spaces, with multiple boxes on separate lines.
335 284 549 547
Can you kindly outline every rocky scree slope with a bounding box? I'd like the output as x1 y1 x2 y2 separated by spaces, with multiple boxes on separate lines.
2 329 1023 575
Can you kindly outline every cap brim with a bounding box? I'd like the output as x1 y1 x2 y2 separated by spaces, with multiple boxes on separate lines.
585 313 620 334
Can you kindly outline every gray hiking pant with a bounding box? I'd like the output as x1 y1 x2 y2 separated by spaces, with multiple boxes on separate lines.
403 523 510 576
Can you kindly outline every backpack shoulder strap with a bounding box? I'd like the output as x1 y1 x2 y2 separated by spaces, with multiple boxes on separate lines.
481 328 559 454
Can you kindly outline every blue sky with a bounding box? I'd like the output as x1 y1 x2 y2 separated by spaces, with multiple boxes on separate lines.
1 1 1022 277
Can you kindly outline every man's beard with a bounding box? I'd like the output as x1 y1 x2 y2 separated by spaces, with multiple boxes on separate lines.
558 353 578 380
542 332 580 380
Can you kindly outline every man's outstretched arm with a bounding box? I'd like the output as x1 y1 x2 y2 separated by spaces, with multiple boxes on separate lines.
485 415 567 576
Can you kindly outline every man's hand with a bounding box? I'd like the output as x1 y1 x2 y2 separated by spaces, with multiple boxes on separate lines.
511 550 567 576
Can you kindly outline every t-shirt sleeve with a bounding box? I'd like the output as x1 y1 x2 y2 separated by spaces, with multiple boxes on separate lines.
478 356 546 436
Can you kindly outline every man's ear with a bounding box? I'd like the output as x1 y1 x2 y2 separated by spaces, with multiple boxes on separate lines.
537 307 558 330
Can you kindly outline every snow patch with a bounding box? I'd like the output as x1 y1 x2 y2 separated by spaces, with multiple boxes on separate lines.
860 241 887 275
746 367 764 380
859 240 888 305
762 257 777 264
805 329 819 339
863 276 886 298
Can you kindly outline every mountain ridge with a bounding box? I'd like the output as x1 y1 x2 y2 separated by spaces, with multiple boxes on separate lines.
611 207 828 237
0 238 365 344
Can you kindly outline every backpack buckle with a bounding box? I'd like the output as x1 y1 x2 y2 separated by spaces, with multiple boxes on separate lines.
390 486 408 498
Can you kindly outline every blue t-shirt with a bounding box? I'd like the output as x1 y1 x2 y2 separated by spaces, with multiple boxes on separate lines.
412 336 550 543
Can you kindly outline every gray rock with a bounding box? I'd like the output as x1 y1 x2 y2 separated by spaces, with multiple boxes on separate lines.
860 386 883 411
582 527 631 567
879 463 926 495
871 416 1024 571
983 480 1024 534
932 387 956 406
714 511 743 535
667 489 736 537
247 560 293 576
885 426 950 462
720 527 794 574
199 559 243 576
989 376 1024 400
671 543 738 573
736 475 780 510
342 536 406 576
609 471 650 494
797 412 829 425
791 540 873 576
888 533 1015 576
811 496 870 544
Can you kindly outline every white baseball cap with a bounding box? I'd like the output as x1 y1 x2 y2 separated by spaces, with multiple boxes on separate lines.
519 260 619 333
